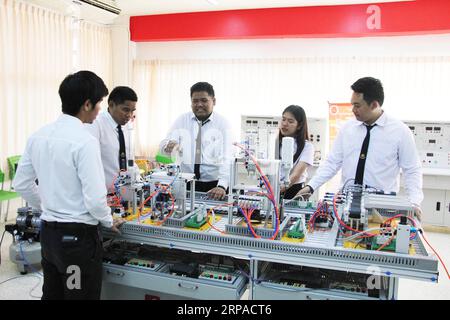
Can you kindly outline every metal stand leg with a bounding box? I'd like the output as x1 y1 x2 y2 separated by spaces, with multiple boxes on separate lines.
4 180 13 222
249 259 257 300
5 200 10 222
387 277 399 300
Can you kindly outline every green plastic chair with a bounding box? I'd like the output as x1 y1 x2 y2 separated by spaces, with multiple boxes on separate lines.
0 167 20 222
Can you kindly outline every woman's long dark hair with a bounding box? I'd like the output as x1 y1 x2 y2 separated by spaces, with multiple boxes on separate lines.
278 105 309 163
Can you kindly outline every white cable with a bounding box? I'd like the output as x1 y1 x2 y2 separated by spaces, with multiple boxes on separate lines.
283 193 311 205
344 227 391 242
340 178 356 193
210 209 216 227
0 274 42 299
29 275 42 299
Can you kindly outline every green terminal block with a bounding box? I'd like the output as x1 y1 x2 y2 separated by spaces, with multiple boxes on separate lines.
287 220 305 239
287 229 304 239
371 238 397 252
185 215 207 229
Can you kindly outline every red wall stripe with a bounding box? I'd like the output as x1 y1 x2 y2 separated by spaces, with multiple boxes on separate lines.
130 0 450 42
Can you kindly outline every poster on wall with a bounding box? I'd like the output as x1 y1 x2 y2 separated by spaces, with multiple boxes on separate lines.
328 102 353 148
323 102 354 192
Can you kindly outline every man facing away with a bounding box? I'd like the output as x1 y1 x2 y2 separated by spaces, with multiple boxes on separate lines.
13 71 124 300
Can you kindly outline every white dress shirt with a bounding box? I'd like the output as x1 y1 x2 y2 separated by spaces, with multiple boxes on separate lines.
279 140 314 184
308 112 423 205
160 111 233 189
85 111 134 191
13 114 113 228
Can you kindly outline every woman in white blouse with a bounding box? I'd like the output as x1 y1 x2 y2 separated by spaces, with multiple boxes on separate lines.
277 105 314 199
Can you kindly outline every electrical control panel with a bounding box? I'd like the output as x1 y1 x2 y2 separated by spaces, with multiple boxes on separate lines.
240 115 327 166
101 150 440 301
405 121 450 169
102 241 249 300
125 258 164 271
240 116 280 159
254 263 383 300
198 264 240 283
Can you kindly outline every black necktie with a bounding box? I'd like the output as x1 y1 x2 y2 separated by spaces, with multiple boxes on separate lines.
194 119 210 180
117 124 127 170
354 124 376 185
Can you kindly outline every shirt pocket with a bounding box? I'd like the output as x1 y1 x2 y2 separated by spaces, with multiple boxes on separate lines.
371 138 398 166
203 129 224 165
342 137 364 162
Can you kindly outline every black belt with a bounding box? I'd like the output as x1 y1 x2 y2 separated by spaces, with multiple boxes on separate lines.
283 182 305 200
42 220 99 230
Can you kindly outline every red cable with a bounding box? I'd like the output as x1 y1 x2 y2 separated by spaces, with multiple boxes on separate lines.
382 214 417 227
234 143 280 240
108 171 124 209
242 207 261 239
376 233 396 251
206 203 234 234
333 192 449 278
420 232 450 280
308 202 323 231
155 191 175 226
138 183 171 223
333 193 376 236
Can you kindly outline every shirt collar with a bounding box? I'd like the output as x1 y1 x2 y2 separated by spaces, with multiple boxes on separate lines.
190 111 215 124
371 110 387 127
59 114 84 127
104 110 121 129
359 110 387 128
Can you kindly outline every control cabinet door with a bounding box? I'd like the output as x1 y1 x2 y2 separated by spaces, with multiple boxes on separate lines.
445 190 450 227
421 189 445 226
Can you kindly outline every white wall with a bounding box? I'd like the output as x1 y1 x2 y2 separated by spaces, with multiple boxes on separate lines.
132 34 450 122
136 34 450 60
111 15 136 88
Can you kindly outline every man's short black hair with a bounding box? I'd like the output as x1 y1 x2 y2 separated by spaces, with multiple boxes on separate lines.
59 70 108 116
108 86 138 105
351 77 384 106
190 82 215 98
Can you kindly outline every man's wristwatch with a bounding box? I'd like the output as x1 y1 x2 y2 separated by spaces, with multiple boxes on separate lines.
306 185 314 194
217 185 226 191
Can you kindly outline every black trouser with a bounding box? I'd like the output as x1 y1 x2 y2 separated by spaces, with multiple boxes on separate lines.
40 220 103 300
187 180 219 193
282 183 305 200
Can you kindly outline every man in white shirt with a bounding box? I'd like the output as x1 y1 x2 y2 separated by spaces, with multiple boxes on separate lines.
160 82 232 200
85 86 138 192
297 77 423 219
13 71 124 300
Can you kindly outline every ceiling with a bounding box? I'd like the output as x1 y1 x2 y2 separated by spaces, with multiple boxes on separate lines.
24 0 413 24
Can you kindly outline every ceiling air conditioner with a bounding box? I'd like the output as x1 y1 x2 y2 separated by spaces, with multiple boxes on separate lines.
79 0 121 15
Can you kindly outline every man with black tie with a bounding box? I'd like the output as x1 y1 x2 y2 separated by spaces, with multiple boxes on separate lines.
160 82 232 200
86 86 138 192
297 77 423 220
